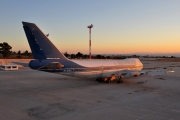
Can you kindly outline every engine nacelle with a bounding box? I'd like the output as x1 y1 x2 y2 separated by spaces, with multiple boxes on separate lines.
131 72 140 77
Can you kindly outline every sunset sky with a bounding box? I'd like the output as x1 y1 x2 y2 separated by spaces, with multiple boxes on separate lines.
0 0 180 55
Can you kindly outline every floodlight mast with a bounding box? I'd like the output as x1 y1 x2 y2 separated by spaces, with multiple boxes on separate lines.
87 24 93 59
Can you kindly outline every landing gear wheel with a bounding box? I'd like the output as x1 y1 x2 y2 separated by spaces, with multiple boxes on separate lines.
96 78 100 81
96 78 103 82
106 78 111 83
117 76 123 84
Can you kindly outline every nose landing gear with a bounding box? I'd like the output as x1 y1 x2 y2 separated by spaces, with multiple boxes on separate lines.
96 75 123 84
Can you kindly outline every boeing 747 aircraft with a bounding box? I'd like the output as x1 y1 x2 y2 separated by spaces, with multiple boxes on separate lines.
22 22 173 83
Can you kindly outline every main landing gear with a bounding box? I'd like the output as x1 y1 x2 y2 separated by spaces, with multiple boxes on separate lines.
117 76 123 83
96 75 123 84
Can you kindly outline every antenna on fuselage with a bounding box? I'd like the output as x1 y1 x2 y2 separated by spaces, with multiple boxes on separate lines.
46 33 49 37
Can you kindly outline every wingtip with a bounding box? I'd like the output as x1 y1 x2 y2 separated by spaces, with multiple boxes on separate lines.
168 70 175 73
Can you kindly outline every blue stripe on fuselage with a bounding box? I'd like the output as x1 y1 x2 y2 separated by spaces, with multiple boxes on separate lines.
29 59 85 69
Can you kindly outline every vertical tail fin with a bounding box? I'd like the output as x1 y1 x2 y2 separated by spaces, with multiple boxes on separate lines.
22 22 67 60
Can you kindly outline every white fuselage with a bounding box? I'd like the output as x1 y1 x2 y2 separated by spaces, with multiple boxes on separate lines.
71 58 143 67
60 58 143 78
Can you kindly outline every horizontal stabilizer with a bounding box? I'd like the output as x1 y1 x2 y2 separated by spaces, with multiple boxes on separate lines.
38 62 64 70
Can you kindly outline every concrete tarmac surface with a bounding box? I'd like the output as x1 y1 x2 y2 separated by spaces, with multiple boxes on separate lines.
0 58 180 120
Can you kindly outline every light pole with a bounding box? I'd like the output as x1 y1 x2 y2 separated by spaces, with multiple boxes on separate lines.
87 24 93 59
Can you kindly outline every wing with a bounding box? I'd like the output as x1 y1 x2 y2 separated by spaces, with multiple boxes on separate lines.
118 69 174 78
139 70 174 76
12 62 29 67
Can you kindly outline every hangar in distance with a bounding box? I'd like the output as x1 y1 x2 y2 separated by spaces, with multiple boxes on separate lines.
22 22 174 83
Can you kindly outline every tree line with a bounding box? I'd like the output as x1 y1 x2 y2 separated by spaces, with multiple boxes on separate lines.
63 52 129 59
0 42 12 57
0 42 32 58
0 42 176 59
0 42 127 59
